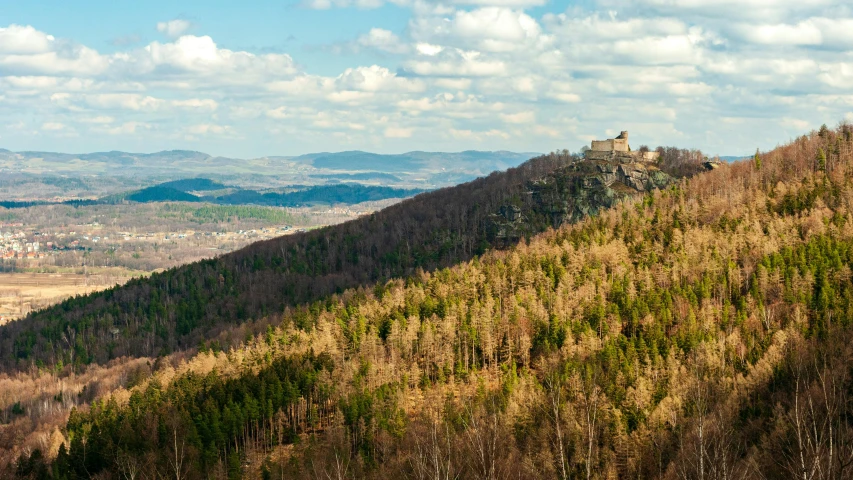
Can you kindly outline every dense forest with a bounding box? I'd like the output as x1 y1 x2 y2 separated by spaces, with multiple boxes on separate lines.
126 187 201 203
7 135 804 477
1 183 423 210
158 178 228 192
0 146 707 372
0 153 562 370
211 184 425 207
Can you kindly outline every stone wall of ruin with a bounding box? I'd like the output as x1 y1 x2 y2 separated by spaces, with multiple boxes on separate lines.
591 139 615 152
612 138 629 152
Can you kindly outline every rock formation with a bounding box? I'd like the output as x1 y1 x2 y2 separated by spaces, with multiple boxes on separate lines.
488 131 673 241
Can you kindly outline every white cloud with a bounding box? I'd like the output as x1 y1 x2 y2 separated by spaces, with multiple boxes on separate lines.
304 0 384 9
434 77 471 90
327 90 374 103
736 18 853 48
404 49 506 76
544 14 688 40
739 22 822 46
457 0 546 5
41 122 66 131
266 106 288 119
450 128 474 138
172 98 219 110
449 127 510 141
306 0 547 9
397 92 503 119
131 35 297 81
156 19 191 38
82 93 164 111
80 115 115 124
411 7 548 53
0 25 55 54
384 126 413 138
780 117 812 131
311 111 370 131
0 44 108 76
101 121 151 135
500 111 534 123
5 1 853 157
611 35 702 65
532 125 561 138
613 0 837 22
667 82 714 96
550 93 581 103
187 124 233 135
358 28 409 54
336 65 425 92
416 43 443 56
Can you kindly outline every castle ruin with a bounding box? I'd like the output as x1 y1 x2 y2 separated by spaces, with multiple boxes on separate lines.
584 131 660 163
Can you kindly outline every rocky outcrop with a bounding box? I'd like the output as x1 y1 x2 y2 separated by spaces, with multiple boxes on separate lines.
487 156 674 241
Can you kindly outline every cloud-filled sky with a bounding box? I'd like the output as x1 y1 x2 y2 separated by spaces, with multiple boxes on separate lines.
1 0 853 158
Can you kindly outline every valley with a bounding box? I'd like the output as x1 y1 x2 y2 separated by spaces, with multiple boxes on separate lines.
3 2 849 478
0 200 401 324
5 125 852 479
0 134 726 477
0 149 536 201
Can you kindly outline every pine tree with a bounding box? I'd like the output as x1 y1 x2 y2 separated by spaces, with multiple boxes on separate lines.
817 147 827 172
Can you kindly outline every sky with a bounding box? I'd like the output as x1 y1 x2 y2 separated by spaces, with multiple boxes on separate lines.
1 0 853 158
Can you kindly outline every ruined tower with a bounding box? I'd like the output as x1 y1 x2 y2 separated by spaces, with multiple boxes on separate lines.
584 130 659 163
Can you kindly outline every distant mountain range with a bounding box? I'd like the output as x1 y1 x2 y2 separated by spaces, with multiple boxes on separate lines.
157 178 228 191
119 182 425 207
0 148 539 188
0 178 425 209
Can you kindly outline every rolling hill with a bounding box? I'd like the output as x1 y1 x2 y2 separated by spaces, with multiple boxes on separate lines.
212 184 425 207
5 125 852 478
126 186 202 203
0 182 425 209
0 149 539 187
0 146 698 372
158 178 229 192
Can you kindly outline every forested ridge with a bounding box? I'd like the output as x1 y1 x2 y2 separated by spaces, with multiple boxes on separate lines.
7 124 853 479
0 153 562 370
3 148 689 371
3 147 705 373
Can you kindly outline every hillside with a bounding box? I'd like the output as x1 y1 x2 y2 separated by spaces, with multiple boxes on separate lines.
159 178 228 192
213 184 424 207
0 183 425 209
7 124 853 478
0 149 691 374
0 149 537 187
126 186 202 203
310 172 403 183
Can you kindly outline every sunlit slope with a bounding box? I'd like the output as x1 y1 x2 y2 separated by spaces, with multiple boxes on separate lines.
37 125 853 478
2 148 692 371
2 155 571 369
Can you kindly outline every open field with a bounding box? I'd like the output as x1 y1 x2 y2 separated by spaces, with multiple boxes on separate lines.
0 270 137 324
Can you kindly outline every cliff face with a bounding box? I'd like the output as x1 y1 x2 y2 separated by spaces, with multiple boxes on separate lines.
488 156 673 240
